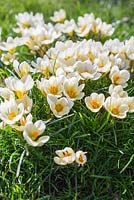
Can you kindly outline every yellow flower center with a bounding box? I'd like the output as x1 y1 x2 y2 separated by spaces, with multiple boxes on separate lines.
55 103 64 112
81 25 87 32
49 86 58 95
92 25 98 34
41 68 50 78
31 131 39 140
67 88 77 98
61 150 72 158
8 48 16 54
22 22 31 28
91 100 100 109
20 118 26 126
113 75 120 84
79 154 84 163
15 90 24 99
68 31 73 37
65 55 72 61
8 112 16 120
88 52 94 62
112 107 119 115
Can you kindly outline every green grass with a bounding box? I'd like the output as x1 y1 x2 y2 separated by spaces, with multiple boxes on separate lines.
0 0 134 199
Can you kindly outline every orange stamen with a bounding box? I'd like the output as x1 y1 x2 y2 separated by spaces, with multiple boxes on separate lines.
8 112 16 120
55 103 64 112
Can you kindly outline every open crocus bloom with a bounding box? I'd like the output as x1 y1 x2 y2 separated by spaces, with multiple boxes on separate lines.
47 94 74 118
63 77 85 101
74 60 98 80
104 96 129 119
109 66 130 88
23 120 50 147
124 97 134 113
14 12 44 32
5 75 34 99
75 150 87 166
42 76 63 97
1 52 15 65
85 93 105 112
61 19 77 37
16 94 33 114
0 87 15 101
11 113 32 131
0 98 24 125
54 147 76 165
76 14 93 37
50 9 66 23
94 53 111 73
13 60 31 78
31 55 51 77
109 85 128 98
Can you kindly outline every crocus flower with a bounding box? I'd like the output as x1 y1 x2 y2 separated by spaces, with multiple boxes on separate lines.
47 94 74 118
0 98 24 125
54 147 75 165
104 96 129 119
75 150 87 166
85 93 105 112
23 120 50 147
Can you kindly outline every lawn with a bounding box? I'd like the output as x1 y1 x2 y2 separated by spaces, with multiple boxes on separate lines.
0 0 134 200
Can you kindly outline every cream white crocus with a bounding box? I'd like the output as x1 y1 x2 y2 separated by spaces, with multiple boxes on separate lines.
76 14 93 37
124 97 134 113
31 55 52 77
16 94 33 114
47 94 74 118
62 19 77 37
125 36 134 60
14 12 44 32
0 87 14 101
59 48 76 71
0 98 24 125
36 78 47 97
74 60 98 80
104 97 129 119
50 9 66 23
100 22 114 37
63 77 85 101
85 93 105 112
11 113 32 131
75 151 87 166
94 54 111 73
54 147 75 165
43 76 63 97
109 85 128 98
23 120 50 147
109 66 130 88
1 52 15 65
5 75 34 99
13 60 31 78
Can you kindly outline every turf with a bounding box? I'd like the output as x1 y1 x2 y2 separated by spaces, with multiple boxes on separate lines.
0 0 134 199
